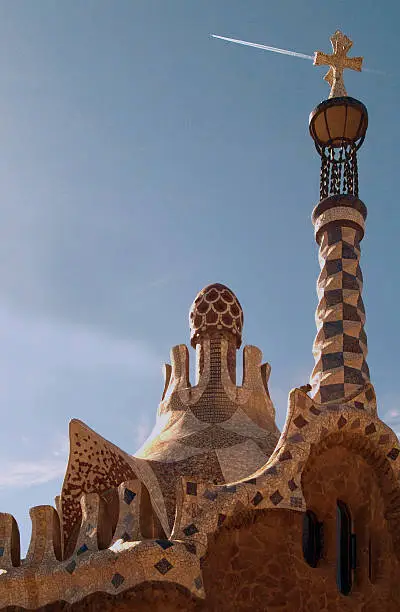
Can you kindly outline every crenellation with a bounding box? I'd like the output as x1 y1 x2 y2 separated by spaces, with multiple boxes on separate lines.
170 344 190 389
0 513 20 569
26 506 62 566
71 493 106 558
111 480 142 545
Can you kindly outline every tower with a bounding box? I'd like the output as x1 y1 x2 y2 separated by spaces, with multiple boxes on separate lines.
309 31 375 411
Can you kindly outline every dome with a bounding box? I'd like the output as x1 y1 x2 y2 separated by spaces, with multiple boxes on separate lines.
189 283 243 348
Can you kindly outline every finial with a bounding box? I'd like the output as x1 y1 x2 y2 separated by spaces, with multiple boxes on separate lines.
189 283 243 348
314 30 363 98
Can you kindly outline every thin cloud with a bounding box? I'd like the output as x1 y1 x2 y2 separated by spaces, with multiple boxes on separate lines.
211 34 314 61
0 459 66 489
211 34 385 75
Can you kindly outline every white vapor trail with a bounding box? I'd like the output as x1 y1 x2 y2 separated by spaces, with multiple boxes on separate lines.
211 35 314 61
211 34 384 75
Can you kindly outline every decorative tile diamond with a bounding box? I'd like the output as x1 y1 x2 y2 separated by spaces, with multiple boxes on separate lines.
365 423 377 435
354 401 364 410
121 531 131 542
184 542 197 555
279 450 292 462
225 485 237 493
217 513 227 527
156 539 174 550
337 416 347 429
111 573 125 589
183 523 199 537
246 478 257 485
154 557 173 575
379 434 390 445
186 481 197 496
309 406 322 416
293 414 308 428
288 433 304 443
270 490 283 506
265 466 278 476
77 543 88 556
124 488 136 505
288 479 298 491
251 491 263 506
65 560 77 574
387 448 400 461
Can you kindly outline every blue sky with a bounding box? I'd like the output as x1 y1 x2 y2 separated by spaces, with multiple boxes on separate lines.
0 0 399 554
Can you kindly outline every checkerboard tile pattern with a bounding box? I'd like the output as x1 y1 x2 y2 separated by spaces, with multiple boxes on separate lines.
311 223 370 403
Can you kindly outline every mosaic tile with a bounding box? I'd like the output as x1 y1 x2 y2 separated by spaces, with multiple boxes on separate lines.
293 415 308 429
184 542 197 555
203 489 217 502
154 557 173 575
183 523 199 537
387 448 400 461
65 560 76 574
251 492 263 506
77 543 88 556
111 573 125 589
123 488 136 505
186 481 197 496
279 450 293 462
288 433 304 443
270 490 283 506
156 539 174 550
246 477 257 485
365 423 377 435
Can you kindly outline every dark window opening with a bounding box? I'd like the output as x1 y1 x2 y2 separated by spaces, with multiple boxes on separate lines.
337 500 354 596
302 510 323 567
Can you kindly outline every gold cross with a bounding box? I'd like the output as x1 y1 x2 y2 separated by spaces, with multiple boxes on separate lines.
314 31 363 98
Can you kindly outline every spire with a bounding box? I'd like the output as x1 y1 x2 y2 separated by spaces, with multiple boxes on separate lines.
308 32 375 411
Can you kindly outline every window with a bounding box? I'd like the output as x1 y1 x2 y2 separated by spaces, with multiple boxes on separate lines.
302 510 323 567
336 501 355 595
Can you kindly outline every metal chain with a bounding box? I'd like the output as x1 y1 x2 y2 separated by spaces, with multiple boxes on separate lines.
319 143 359 199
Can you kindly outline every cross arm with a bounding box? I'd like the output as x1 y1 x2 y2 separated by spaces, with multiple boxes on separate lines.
314 51 332 67
343 56 363 72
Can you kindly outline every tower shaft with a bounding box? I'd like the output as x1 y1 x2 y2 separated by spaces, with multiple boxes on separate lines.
310 196 370 402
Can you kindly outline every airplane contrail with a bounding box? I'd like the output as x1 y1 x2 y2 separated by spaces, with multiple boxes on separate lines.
211 34 383 75
211 35 314 61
